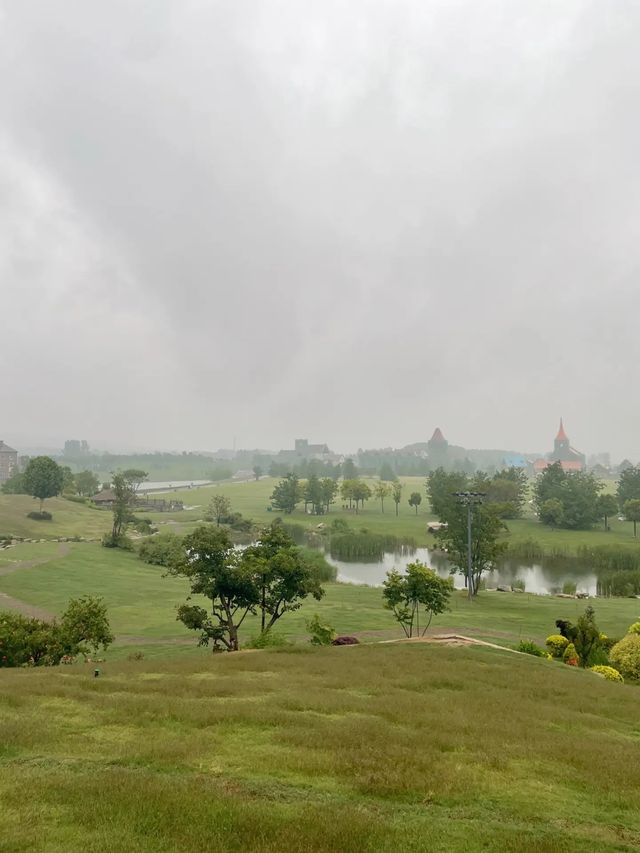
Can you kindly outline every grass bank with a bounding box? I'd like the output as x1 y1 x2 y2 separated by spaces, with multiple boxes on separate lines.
1 643 640 851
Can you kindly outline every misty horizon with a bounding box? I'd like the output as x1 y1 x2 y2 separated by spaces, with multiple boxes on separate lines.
3 3 640 458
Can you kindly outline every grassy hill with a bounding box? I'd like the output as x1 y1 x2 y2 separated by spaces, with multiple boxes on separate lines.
2 642 640 852
1 541 640 659
0 494 110 540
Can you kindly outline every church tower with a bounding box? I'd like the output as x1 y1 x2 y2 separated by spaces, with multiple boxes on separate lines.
553 419 570 460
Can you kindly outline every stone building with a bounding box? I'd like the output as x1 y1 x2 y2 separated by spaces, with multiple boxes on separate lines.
0 441 18 483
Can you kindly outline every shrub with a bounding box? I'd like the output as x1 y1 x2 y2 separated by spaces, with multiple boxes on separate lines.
246 631 290 649
27 511 52 521
562 581 577 596
512 578 526 592
590 665 624 683
518 640 547 658
300 549 337 583
563 643 580 666
609 633 640 680
138 533 184 567
332 636 360 646
307 614 336 646
546 634 569 658
102 532 133 550
627 622 640 635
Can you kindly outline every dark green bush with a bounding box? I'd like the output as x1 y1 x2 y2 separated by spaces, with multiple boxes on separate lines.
517 640 548 658
138 533 184 567
27 511 52 521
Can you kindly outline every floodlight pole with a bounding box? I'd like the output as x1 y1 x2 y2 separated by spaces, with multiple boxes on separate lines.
453 492 486 600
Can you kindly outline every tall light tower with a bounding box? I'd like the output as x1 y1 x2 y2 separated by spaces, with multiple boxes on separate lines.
453 491 485 599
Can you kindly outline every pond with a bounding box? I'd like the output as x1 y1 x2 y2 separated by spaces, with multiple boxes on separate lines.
325 547 598 596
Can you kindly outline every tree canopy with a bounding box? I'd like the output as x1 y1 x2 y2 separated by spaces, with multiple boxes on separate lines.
382 562 452 637
534 462 602 529
23 456 64 512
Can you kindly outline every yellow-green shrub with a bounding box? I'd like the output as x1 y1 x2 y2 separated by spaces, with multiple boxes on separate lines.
546 634 569 658
627 622 640 635
609 634 640 680
562 643 579 666
590 665 624 683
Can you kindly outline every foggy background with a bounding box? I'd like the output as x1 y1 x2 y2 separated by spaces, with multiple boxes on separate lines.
1 1 639 458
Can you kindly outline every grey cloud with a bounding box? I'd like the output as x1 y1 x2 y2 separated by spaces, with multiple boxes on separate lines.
2 1 640 457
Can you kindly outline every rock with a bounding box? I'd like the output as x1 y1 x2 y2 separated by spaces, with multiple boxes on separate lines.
332 636 360 646
497 585 511 593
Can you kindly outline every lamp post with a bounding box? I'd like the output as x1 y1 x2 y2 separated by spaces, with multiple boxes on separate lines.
453 491 485 599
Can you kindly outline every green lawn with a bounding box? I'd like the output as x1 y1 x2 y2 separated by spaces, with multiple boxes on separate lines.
1 542 639 659
0 495 110 540
2 642 640 852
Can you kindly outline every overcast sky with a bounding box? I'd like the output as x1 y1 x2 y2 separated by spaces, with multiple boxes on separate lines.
2 1 639 458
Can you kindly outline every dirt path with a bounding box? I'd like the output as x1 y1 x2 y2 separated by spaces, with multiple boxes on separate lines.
0 592 54 621
0 542 70 577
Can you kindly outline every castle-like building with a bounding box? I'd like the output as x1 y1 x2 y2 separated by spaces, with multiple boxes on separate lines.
0 441 18 483
533 419 585 474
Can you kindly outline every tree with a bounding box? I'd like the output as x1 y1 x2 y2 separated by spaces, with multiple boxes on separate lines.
270 474 301 514
352 480 372 513
426 469 469 519
340 478 357 509
617 466 640 510
534 463 602 530
170 526 258 652
597 494 618 531
106 470 144 544
342 458 358 479
483 468 528 518
122 468 148 493
74 470 99 497
60 466 76 494
624 499 640 538
408 492 422 514
379 462 397 482
60 595 115 655
252 465 263 481
573 606 602 668
320 477 338 513
382 562 452 637
539 498 564 527
242 521 324 633
373 481 390 513
23 456 64 513
1 472 26 494
205 494 232 525
303 475 325 514
391 482 402 516
435 503 507 595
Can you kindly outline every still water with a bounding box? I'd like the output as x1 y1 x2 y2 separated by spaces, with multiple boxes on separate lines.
326 547 598 596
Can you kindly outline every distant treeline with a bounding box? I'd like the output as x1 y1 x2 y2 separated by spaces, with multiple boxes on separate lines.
59 452 233 482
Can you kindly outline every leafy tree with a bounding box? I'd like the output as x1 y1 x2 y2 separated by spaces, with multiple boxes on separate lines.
320 477 338 513
122 469 148 493
342 458 358 479
617 465 640 510
379 462 397 482
408 492 422 514
624 499 640 538
0 595 113 667
435 503 507 595
105 469 146 545
391 482 402 516
303 475 324 514
1 472 26 494
352 481 372 513
373 481 390 513
597 494 618 531
252 465 263 481
205 494 232 525
170 526 258 651
23 456 64 513
483 468 528 518
270 474 301 514
426 468 469 519
242 521 324 633
340 478 357 509
138 532 184 566
75 470 100 497
573 606 603 668
534 462 602 529
539 498 564 527
60 466 76 494
382 562 452 637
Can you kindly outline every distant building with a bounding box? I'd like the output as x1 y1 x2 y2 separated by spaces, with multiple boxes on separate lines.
278 439 340 465
534 420 586 474
63 440 90 457
427 427 449 468
0 441 18 483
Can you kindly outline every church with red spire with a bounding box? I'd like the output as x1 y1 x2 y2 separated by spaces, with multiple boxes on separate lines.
533 419 586 474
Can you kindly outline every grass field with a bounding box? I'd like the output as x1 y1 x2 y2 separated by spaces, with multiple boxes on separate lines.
2 642 640 852
0 494 110 540
1 541 639 659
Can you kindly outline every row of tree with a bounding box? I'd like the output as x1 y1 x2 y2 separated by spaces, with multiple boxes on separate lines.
1 457 105 507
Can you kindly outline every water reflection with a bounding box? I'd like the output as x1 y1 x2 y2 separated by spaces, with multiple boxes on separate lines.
327 547 597 596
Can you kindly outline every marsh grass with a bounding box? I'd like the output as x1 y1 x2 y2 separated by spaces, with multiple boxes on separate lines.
1 644 640 851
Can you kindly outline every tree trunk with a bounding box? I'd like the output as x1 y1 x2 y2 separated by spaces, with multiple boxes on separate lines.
414 505 418 515
381 499 385 513
635 520 637 538
395 502 399 516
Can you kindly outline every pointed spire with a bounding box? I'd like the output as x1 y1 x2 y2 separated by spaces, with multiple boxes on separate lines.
556 418 568 442
429 427 446 444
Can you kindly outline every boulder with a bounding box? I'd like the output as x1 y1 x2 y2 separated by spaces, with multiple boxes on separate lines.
332 636 360 646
